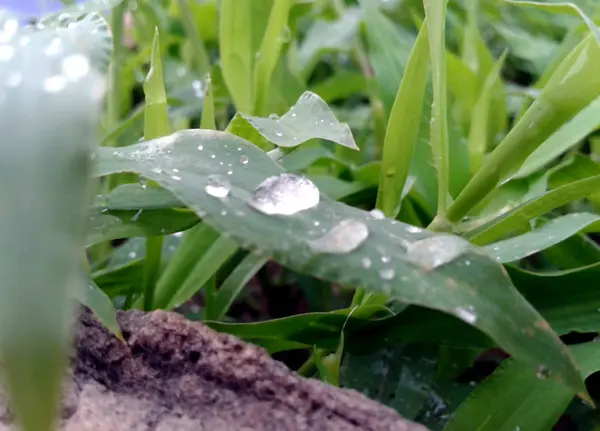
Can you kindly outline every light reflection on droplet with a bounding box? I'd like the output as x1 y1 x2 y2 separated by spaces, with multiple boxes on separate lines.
62 54 90 81
248 173 319 216
204 175 230 199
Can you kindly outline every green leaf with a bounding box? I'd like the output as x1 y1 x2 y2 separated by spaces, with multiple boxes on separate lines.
253 0 293 116
240 91 358 150
0 17 107 431
175 0 210 75
143 28 170 141
424 0 451 216
484 213 600 263
445 34 600 225
209 252 269 320
76 279 123 341
340 344 438 419
444 342 600 431
467 51 507 174
513 94 600 179
506 0 600 46
376 19 430 218
469 175 600 245
200 73 216 130
96 129 585 395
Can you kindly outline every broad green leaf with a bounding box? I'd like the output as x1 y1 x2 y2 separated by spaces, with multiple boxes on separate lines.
253 0 293 116
208 252 269 320
340 344 438 419
445 34 600 225
506 0 600 46
444 342 600 431
240 91 358 150
97 183 181 210
77 279 123 341
469 175 600 245
96 129 585 394
424 0 451 215
484 213 600 263
0 18 107 431
297 9 361 79
514 94 600 179
376 19 430 218
467 51 507 174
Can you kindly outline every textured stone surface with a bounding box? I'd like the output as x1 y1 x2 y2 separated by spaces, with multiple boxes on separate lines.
0 309 429 431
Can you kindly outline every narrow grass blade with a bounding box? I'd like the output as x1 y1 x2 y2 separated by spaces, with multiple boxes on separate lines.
0 17 107 431
506 0 600 46
208 252 269 321
142 28 171 310
467 51 507 174
77 279 123 340
444 34 600 225
469 175 600 245
485 213 600 263
514 94 600 179
444 341 600 431
253 0 293 116
376 20 430 218
175 0 210 75
423 0 451 217
200 74 216 130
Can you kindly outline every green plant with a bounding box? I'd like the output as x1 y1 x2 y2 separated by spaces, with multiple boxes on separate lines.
4 0 600 429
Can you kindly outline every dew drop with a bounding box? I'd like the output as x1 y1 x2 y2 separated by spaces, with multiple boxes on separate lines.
62 54 90 81
237 147 242 151
379 268 395 280
197 144 204 150
43 75 67 93
247 173 319 216
308 219 369 254
269 113 279 120
405 235 468 270
454 305 477 324
370 209 385 220
227 170 233 175
171 175 182 181
211 154 216 159
192 80 204 98
536 365 551 379
204 175 230 198
381 255 391 264
406 225 423 234
240 155 249 165
128 251 137 259
151 167 162 174
361 257 372 269
172 168 179 173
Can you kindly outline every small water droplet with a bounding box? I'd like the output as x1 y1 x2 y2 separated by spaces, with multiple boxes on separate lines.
211 154 216 159
313 221 320 226
192 80 204 98
43 75 67 93
405 235 468 270
454 306 477 324
269 113 279 120
275 132 283 137
361 257 372 269
247 173 319 216
62 54 90 81
139 176 148 189
173 232 184 238
128 251 137 259
172 168 179 173
379 268 395 280
240 155 249 165
291 112 296 118
220 209 227 216
237 147 242 151
171 175 182 181
227 170 233 175
406 225 422 233
381 255 391 264
536 365 551 379
308 219 369 254
370 209 385 220
204 175 230 198
151 167 162 174
197 144 204 150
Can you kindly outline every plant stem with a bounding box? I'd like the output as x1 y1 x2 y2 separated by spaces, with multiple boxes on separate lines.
143 236 163 310
176 0 211 76
297 353 317 377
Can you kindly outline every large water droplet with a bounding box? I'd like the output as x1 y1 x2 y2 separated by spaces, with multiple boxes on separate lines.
370 209 385 220
308 219 369 254
204 175 230 198
405 235 468 270
454 306 477 324
62 54 90 81
248 173 319 216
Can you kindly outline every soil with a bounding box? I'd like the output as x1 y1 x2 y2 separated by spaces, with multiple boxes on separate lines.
0 309 429 431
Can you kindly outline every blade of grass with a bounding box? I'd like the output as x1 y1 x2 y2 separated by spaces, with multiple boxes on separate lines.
142 28 171 310
208 252 269 320
423 0 451 220
440 34 600 227
467 50 507 174
375 19 430 218
176 0 210 75
201 74 216 130
253 0 293 116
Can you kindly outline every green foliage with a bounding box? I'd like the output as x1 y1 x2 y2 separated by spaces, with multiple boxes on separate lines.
6 0 600 429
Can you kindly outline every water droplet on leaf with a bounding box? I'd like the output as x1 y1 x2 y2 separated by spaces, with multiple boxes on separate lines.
454 306 477 324
240 155 249 165
370 209 385 220
536 365 551 379
379 268 395 280
361 257 372 269
204 175 230 198
405 235 468 270
308 219 369 254
248 173 319 216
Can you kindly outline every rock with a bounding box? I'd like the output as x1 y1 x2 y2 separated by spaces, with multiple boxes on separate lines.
0 309 429 431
